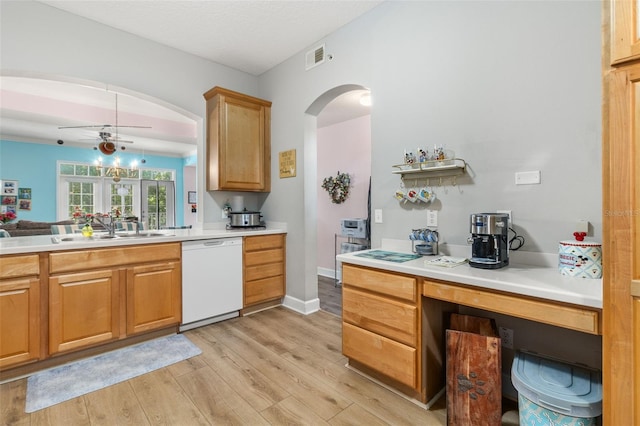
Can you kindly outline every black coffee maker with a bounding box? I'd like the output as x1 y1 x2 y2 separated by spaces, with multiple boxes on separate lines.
469 213 509 269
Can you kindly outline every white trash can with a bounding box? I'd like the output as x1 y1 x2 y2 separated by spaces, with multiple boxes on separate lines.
511 351 602 426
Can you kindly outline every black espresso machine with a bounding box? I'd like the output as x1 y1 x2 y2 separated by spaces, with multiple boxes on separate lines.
469 213 509 269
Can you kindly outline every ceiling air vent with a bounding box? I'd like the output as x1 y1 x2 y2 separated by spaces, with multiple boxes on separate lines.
305 44 325 70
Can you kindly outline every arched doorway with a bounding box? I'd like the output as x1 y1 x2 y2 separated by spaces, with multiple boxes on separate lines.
304 84 371 315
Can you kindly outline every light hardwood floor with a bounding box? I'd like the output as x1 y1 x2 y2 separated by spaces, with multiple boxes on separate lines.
318 275 342 317
1 307 447 425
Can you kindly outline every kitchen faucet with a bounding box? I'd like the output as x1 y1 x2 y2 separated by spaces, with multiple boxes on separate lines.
125 218 141 236
93 215 118 237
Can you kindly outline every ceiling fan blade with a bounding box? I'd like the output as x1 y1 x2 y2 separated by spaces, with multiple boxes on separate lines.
59 124 151 129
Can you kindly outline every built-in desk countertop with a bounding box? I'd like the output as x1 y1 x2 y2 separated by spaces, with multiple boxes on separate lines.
337 242 602 335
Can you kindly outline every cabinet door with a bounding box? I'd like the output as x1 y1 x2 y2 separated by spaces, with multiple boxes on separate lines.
0 277 40 368
49 269 120 354
604 64 640 424
219 97 268 190
126 262 181 335
205 87 271 192
611 0 640 64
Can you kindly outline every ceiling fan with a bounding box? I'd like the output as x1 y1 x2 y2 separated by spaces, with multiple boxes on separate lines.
57 93 151 155
80 130 135 155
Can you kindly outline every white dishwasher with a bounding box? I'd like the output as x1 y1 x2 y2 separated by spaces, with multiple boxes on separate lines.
180 238 243 331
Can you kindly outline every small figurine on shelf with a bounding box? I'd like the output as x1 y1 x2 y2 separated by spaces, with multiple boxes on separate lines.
418 148 428 163
434 145 445 161
404 150 416 164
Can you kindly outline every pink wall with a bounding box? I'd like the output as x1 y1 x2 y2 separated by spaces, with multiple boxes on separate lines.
317 115 371 273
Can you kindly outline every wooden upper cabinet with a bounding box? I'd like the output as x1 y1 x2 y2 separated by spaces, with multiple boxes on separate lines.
611 0 640 64
204 86 272 192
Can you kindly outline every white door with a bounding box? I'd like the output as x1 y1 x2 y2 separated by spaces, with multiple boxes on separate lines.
140 180 175 229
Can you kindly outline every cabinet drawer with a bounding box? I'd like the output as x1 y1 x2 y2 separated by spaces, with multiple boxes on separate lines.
423 279 601 335
343 322 417 388
342 264 416 302
245 248 284 267
0 254 39 279
343 287 417 347
244 234 284 251
50 243 181 274
244 275 284 306
245 262 284 282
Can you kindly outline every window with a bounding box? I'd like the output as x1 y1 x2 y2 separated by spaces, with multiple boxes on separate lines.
57 161 175 227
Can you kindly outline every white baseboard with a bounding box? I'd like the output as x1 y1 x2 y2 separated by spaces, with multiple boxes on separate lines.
282 295 320 315
317 267 334 279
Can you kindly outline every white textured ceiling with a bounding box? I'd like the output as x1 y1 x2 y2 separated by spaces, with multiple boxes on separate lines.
38 0 383 76
2 1 377 156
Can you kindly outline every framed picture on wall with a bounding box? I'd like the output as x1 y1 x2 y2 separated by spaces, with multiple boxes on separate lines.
18 188 31 199
1 205 16 214
2 196 17 206
19 199 31 210
188 191 197 204
1 180 18 195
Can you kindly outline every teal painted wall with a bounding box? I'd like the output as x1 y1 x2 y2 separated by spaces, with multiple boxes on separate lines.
0 140 185 224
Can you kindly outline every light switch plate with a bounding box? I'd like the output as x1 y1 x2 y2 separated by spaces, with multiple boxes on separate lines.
426 210 438 227
374 209 383 223
515 170 541 185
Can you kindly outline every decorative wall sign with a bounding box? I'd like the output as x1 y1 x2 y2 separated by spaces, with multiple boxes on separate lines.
279 149 296 178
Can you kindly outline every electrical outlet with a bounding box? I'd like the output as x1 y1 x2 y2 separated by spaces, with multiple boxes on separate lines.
374 209 383 223
497 210 512 226
498 326 514 349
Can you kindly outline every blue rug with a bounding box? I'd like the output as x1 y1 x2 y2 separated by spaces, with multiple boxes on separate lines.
25 334 201 413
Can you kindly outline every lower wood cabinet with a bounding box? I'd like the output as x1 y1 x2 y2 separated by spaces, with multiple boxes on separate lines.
0 254 41 369
49 269 120 354
48 243 181 356
343 321 417 388
126 261 181 335
341 264 422 398
243 234 285 308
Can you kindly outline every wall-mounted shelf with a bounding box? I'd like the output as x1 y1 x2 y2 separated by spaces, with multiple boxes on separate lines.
392 158 467 179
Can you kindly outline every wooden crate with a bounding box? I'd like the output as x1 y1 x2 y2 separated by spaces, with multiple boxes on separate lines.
446 314 501 426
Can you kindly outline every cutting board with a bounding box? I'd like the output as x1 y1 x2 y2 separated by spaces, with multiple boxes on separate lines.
446 314 502 426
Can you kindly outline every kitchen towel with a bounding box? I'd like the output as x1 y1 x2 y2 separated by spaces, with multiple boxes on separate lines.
25 334 201 413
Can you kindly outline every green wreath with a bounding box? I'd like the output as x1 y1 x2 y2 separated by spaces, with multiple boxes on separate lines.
322 171 351 204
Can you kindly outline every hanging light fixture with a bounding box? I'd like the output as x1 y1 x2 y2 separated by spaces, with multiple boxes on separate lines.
95 156 138 183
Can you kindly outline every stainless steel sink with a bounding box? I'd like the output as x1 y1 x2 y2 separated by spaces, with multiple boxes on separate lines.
52 232 173 243
116 232 173 238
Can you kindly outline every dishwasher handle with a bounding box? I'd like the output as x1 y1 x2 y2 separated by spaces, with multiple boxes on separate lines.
183 238 242 250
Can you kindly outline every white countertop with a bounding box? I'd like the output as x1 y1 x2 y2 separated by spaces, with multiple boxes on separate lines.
0 223 287 255
336 240 602 309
